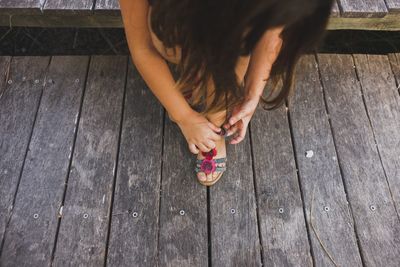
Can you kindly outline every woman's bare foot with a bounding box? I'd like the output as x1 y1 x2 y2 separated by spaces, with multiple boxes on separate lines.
196 109 227 185
196 136 226 183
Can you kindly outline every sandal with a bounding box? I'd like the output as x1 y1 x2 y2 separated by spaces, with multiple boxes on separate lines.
195 148 227 186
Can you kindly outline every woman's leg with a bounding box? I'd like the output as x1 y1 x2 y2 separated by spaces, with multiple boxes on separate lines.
204 55 251 127
198 55 251 182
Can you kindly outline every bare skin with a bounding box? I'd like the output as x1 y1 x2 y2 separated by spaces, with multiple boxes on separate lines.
119 0 283 184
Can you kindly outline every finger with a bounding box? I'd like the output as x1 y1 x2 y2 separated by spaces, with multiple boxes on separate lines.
228 111 245 126
230 135 244 144
209 131 222 141
189 143 199 154
198 143 210 152
207 122 222 133
226 123 240 137
204 140 216 150
230 124 247 144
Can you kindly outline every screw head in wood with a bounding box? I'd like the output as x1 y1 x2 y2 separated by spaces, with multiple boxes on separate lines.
33 213 39 219
75 79 80 83
34 79 39 84
370 205 376 211
83 213 89 219
305 150 314 158
7 79 12 84
278 208 284 214
22 76 26 81
324 206 330 212
179 210 185 216
132 212 138 218
230 208 236 214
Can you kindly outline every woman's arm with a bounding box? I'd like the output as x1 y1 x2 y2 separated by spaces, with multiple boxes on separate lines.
244 26 284 99
222 26 284 144
119 0 192 123
119 0 223 154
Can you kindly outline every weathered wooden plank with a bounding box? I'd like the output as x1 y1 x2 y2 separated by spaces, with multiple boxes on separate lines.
337 0 388 17
250 105 312 266
106 60 164 266
0 13 123 28
0 0 42 14
158 118 208 266
0 56 49 255
331 0 341 18
42 0 94 15
0 56 89 266
0 56 11 103
385 0 400 12
353 54 400 215
288 55 363 266
317 54 400 266
388 53 400 94
94 0 120 15
52 55 127 266
209 135 261 266
2 13 400 31
327 14 400 30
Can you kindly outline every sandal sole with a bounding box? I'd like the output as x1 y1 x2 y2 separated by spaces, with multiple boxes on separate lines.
197 171 224 186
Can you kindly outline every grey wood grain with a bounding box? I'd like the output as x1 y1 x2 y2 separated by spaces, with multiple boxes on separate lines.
0 56 11 106
0 56 89 266
0 56 50 259
52 55 127 266
353 54 400 216
106 59 164 266
158 117 208 266
288 55 363 266
317 54 400 266
2 12 400 30
0 0 42 14
388 53 400 94
95 0 120 15
209 135 261 266
42 0 94 15
337 0 388 17
385 0 400 12
331 1 341 18
250 105 312 266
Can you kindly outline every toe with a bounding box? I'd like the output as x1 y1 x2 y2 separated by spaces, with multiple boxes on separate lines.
212 172 220 180
206 173 213 182
197 172 206 181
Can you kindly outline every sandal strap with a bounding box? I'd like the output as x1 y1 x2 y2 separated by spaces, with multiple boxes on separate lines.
195 166 226 173
196 163 226 168
196 158 226 164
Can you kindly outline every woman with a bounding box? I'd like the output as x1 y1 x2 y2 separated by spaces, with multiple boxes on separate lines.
119 0 333 186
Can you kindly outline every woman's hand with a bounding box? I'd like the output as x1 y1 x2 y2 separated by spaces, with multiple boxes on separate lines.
223 95 260 145
175 109 223 154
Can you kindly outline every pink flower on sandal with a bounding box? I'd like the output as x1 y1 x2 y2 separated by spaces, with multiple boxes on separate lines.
200 159 216 174
201 148 217 160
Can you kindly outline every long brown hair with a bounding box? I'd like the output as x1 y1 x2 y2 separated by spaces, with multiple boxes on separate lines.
150 0 334 115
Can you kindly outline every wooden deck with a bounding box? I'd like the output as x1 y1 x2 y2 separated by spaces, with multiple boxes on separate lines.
0 0 400 30
0 54 399 266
